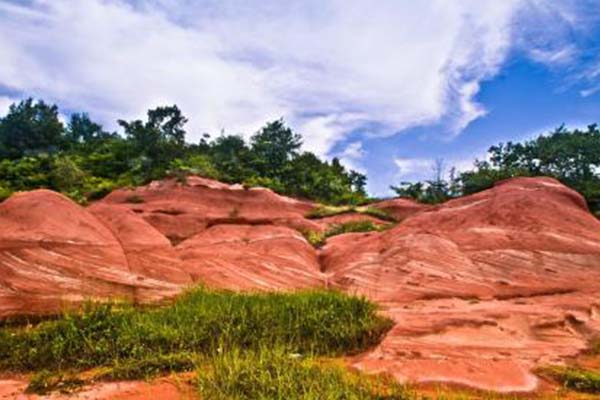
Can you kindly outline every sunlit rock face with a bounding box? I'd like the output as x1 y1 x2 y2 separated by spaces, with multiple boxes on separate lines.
322 177 600 391
2 176 600 392
0 190 181 318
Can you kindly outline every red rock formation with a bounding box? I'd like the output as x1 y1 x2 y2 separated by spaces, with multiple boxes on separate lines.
0 190 182 318
177 224 324 290
369 197 429 221
2 176 600 394
0 375 196 400
88 203 192 286
101 176 321 243
322 177 600 391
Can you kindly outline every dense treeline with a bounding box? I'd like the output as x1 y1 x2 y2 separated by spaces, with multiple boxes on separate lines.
2 98 599 211
0 99 367 204
392 124 600 213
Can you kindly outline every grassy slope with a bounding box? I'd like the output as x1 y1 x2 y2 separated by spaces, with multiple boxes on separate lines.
0 286 400 397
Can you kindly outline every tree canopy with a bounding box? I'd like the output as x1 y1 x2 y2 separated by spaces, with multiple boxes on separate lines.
0 98 367 205
2 98 599 213
391 124 600 213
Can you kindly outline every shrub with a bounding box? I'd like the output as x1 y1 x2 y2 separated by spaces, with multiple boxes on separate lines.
307 205 396 222
243 175 286 194
169 155 220 181
325 220 385 237
0 184 12 202
538 366 600 393
301 229 326 247
50 156 87 193
302 220 390 248
361 207 396 222
83 176 117 200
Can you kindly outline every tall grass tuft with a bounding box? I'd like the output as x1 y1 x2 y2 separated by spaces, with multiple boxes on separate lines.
0 287 393 377
196 347 410 400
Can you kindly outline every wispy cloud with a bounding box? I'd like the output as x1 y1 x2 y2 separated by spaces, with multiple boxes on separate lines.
0 0 594 157
393 158 434 180
0 95 16 116
336 141 366 173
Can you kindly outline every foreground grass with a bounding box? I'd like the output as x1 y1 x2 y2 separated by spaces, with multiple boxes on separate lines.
197 348 410 399
0 287 393 395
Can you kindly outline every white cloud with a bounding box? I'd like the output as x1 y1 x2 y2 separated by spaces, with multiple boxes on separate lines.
0 0 588 157
295 112 367 157
580 86 600 98
393 152 489 182
393 158 433 180
528 46 576 66
335 141 366 173
0 96 16 116
0 0 523 154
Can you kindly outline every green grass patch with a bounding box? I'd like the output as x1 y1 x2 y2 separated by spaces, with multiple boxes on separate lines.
0 287 393 394
361 207 397 222
302 220 393 247
306 205 355 219
196 347 411 399
307 205 396 222
325 220 389 237
537 365 600 393
301 229 327 247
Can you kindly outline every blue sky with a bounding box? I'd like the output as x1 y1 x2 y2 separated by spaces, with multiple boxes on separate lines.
0 0 599 195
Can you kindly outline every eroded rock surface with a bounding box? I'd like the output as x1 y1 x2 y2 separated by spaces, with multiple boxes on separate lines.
0 190 180 317
322 177 600 391
2 176 600 395
101 176 321 243
88 203 192 286
177 224 324 290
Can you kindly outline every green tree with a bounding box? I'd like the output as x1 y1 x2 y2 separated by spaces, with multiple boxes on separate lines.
66 113 110 145
0 98 65 159
209 134 255 183
250 119 302 177
390 158 452 204
0 99 371 205
460 124 600 210
118 105 188 180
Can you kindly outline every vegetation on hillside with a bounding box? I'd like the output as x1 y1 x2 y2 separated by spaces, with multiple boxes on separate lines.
0 99 367 205
392 125 600 213
306 204 395 221
303 220 393 247
2 98 599 212
537 365 600 394
0 287 394 395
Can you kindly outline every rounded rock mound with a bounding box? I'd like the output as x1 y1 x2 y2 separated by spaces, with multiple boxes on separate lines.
0 190 180 318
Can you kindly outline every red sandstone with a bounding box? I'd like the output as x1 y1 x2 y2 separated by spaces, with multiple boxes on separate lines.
1 176 600 396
